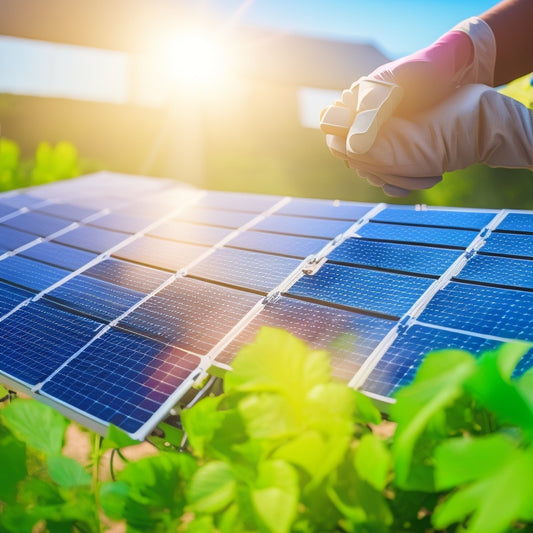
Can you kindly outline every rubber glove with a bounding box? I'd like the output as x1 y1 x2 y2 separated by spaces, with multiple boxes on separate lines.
340 84 533 196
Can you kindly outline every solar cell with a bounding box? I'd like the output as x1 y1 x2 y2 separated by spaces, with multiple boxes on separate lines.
0 281 33 317
54 226 129 253
0 193 43 209
456 254 533 290
45 274 146 322
288 263 433 317
176 206 256 228
114 236 209 272
117 276 262 354
0 300 102 386
0 255 69 292
228 231 326 258
3 211 74 237
357 222 477 248
196 191 280 212
418 281 533 341
147 220 232 246
480 232 533 259
89 212 155 234
496 213 533 234
20 241 97 271
189 247 301 293
36 202 101 221
217 296 396 380
277 198 372 220
0 225 39 250
0 202 20 218
362 325 499 397
253 214 353 239
328 238 462 277
372 207 494 230
40 328 201 435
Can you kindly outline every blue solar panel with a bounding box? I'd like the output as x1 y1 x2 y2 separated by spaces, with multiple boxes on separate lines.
54 226 128 253
89 212 154 234
36 202 101 221
114 236 209 272
45 275 146 322
372 207 494 230
147 220 232 246
20 241 97 271
288 263 433 317
253 214 353 239
3 211 74 237
328 238 462 276
40 328 201 434
217 296 396 380
0 300 102 386
117 277 262 354
83 258 171 293
277 199 372 220
0 281 33 317
2 172 533 438
418 281 533 341
357 222 477 248
177 206 258 228
0 255 69 292
0 225 38 250
228 231 326 258
362 325 499 397
496 213 533 234
189 247 301 293
481 232 533 259
456 254 533 290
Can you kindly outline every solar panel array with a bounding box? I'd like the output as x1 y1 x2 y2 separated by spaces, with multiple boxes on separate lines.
1 172 532 439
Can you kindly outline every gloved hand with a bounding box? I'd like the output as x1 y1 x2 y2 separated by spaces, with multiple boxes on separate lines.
330 84 533 196
320 17 497 194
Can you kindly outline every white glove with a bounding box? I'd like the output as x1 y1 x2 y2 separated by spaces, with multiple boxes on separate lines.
329 84 533 196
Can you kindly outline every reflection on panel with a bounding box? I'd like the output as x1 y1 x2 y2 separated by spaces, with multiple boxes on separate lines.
253 214 353 239
328 238 461 277
189 247 300 293
176 206 256 228
289 263 432 317
41 328 201 434
4 211 74 237
229 231 325 258
418 281 533 341
0 300 102 386
217 296 396 380
89 212 155 234
114 236 209 272
362 325 499 397
54 226 128 253
0 256 69 292
148 220 232 246
278 199 371 221
20 241 97 271
36 202 101 221
196 191 280 212
118 277 262 354
0 225 38 250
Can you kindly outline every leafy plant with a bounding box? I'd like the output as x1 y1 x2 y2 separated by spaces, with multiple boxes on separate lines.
1 329 533 533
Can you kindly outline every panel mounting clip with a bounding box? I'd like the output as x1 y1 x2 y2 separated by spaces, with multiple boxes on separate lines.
302 256 328 276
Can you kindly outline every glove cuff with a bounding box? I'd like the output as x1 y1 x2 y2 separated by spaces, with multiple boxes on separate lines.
451 16 496 87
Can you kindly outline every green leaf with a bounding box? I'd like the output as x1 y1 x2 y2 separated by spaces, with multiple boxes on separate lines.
183 514 215 532
0 383 9 400
433 443 533 533
273 430 326 477
1 399 68 456
0 430 27 503
353 391 382 425
354 433 391 491
101 423 140 452
251 459 299 533
465 343 533 434
225 327 331 403
187 461 236 513
99 481 130 520
391 349 477 486
46 455 91 489
181 395 225 457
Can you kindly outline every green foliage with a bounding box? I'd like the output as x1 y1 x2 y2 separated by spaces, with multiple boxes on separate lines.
0 137 83 192
2 330 533 533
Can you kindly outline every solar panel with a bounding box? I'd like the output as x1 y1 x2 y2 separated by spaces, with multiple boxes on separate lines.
1 171 532 439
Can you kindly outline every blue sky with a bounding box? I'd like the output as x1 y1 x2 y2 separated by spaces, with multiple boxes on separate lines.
209 0 497 58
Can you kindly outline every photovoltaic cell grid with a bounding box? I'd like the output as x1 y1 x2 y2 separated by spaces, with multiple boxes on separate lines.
0 172 532 439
